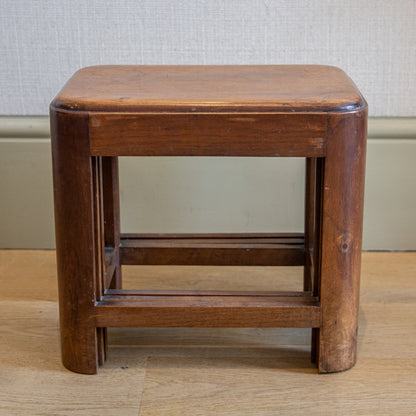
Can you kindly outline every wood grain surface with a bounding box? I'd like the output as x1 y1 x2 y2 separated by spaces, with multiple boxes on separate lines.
317 109 367 372
0 251 415 415
51 109 99 374
51 65 365 113
89 112 327 157
119 233 305 266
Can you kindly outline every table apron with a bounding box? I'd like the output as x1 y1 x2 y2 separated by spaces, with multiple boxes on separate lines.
88 113 327 157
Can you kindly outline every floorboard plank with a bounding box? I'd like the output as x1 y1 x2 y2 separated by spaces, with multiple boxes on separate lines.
0 251 415 415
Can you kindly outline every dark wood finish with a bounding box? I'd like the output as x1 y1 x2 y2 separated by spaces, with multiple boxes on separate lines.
104 248 116 289
122 236 304 244
50 109 99 374
52 65 365 113
317 109 367 373
303 158 315 292
104 289 313 297
89 113 326 157
101 157 121 289
122 232 304 239
51 65 367 374
95 293 321 328
92 157 107 367
119 233 305 266
311 157 324 364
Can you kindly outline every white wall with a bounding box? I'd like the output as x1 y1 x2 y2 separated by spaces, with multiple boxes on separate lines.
1 2 415 250
1 0 415 116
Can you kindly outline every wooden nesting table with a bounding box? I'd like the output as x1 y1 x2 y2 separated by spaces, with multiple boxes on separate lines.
50 65 367 374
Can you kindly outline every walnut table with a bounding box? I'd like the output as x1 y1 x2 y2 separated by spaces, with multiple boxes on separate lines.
50 65 367 374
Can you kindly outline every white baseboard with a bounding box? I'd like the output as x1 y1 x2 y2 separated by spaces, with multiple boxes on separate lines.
1 117 415 250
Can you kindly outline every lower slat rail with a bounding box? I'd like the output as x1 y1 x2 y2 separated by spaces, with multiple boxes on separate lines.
95 290 320 328
119 233 305 266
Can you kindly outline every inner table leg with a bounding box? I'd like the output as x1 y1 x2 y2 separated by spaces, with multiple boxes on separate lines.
304 158 315 292
311 157 324 364
318 110 367 373
102 156 122 289
93 157 107 366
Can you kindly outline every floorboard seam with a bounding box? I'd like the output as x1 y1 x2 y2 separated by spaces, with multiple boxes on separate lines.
137 355 150 416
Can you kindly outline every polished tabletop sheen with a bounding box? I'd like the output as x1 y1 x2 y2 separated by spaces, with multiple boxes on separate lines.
52 65 365 113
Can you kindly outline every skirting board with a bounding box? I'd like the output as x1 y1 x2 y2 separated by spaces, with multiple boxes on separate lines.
0 117 415 250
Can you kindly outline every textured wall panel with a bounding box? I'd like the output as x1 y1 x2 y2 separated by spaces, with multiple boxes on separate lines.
1 0 415 116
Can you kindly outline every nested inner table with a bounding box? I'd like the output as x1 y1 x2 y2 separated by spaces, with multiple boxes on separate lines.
51 65 367 374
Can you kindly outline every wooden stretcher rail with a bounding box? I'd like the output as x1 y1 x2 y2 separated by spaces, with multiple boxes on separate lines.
95 291 320 328
121 232 305 240
104 289 312 297
118 233 305 266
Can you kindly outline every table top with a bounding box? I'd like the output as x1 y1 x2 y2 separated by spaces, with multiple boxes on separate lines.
52 65 366 113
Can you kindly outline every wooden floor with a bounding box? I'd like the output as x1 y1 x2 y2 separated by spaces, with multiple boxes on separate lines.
0 251 415 415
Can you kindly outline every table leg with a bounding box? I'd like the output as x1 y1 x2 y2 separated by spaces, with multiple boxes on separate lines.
51 109 99 374
102 156 121 289
304 158 315 292
310 157 324 364
318 110 367 373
